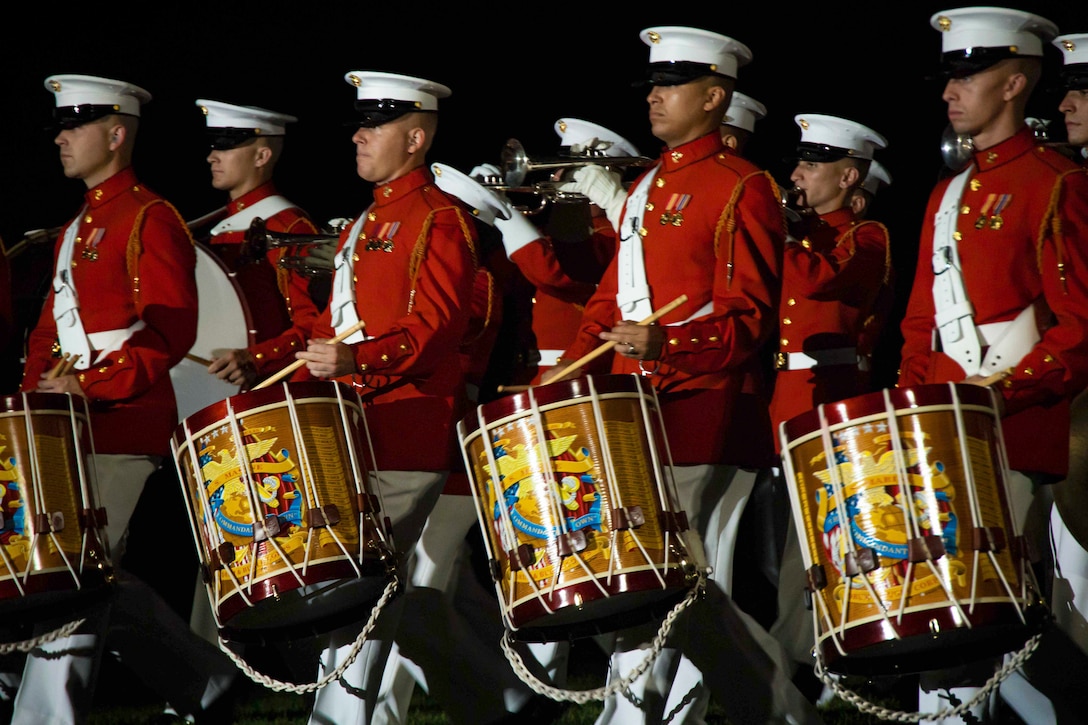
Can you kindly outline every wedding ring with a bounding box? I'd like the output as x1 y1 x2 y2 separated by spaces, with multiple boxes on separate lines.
627 343 636 354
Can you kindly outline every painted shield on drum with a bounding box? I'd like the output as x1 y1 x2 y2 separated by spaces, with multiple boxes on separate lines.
0 393 111 617
172 381 393 640
459 374 699 642
779 383 1047 675
169 244 253 423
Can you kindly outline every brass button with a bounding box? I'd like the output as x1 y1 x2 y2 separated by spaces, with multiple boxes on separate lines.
668 338 680 346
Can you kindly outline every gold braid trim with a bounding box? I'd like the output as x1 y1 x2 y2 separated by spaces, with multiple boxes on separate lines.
1037 169 1083 293
841 220 892 285
407 207 480 312
714 170 775 289
463 267 497 346
127 199 197 304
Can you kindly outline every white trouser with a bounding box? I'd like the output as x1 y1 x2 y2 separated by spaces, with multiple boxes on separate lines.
372 494 566 725
12 455 235 724
308 470 446 725
596 465 815 724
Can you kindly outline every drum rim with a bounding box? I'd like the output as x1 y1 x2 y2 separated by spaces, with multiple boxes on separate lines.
781 382 999 441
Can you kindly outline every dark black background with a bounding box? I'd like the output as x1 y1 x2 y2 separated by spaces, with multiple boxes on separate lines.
1 1 1084 387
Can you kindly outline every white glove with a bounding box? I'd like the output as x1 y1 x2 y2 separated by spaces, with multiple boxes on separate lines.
493 207 543 257
306 239 337 270
469 163 503 182
559 165 626 230
570 136 619 156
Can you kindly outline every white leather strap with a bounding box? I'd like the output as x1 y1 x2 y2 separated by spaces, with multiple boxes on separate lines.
329 213 368 344
209 195 295 235
52 208 92 370
932 167 983 375
779 348 867 371
616 165 660 321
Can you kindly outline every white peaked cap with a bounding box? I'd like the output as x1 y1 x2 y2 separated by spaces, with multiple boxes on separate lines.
45 74 151 117
553 118 641 157
640 26 753 79
861 160 892 195
431 163 510 226
930 6 1058 58
795 113 888 161
1054 33 1088 65
196 99 297 135
343 71 451 110
723 92 767 133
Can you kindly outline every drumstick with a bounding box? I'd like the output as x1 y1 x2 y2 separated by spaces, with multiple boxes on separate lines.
974 367 1014 387
186 353 214 367
46 353 71 380
253 319 367 390
496 385 530 394
547 294 689 384
47 353 82 379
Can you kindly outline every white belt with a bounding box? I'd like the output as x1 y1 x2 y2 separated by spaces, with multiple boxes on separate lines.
536 349 565 367
940 304 1040 374
776 347 868 371
86 320 147 365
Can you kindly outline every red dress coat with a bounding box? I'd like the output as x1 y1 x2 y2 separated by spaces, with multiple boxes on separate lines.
898 127 1088 478
769 207 892 450
511 217 613 385
203 182 323 378
21 167 198 457
294 166 478 472
560 132 786 466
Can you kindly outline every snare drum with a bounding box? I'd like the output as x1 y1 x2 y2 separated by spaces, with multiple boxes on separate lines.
458 374 698 642
779 383 1046 675
171 380 393 641
0 393 110 617
169 243 254 423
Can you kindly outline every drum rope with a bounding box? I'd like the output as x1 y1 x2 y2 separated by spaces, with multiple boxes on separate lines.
816 632 1041 722
215 575 399 694
499 570 706 704
0 618 87 654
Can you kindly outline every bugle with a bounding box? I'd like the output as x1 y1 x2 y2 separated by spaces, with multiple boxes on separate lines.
500 138 654 187
243 216 351 277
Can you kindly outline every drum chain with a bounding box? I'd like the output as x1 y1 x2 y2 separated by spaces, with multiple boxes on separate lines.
816 632 1042 723
499 568 709 704
0 618 87 655
215 575 400 694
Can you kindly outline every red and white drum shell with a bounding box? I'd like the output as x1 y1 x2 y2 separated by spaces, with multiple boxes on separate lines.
0 392 111 616
171 380 392 640
459 373 698 642
779 383 1046 675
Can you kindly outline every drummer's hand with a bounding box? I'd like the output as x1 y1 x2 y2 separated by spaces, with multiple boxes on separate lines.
36 374 86 397
208 349 259 390
598 320 665 361
540 363 576 385
963 373 1009 416
298 339 356 379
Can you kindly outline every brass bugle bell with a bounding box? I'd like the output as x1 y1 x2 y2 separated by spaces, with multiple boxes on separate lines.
500 138 654 187
244 216 342 252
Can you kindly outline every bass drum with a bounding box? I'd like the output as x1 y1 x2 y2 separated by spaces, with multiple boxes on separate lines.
169 244 254 423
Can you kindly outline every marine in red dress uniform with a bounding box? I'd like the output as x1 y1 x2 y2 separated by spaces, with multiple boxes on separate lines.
204 180 322 378
21 163 198 457
769 207 891 442
898 125 1088 479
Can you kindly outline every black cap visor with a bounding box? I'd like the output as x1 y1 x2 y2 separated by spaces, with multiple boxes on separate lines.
51 104 123 131
928 46 1023 80
1050 64 1088 93
794 142 853 163
206 127 262 151
348 98 433 129
636 61 731 88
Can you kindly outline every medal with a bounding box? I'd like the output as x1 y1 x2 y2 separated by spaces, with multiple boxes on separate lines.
659 193 690 227
989 194 1011 230
974 194 995 230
